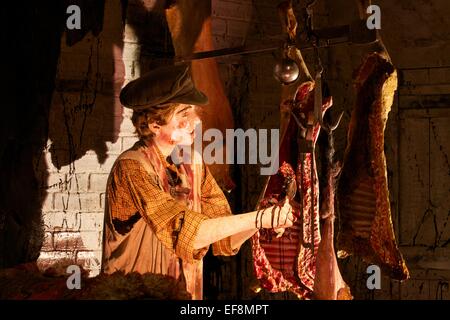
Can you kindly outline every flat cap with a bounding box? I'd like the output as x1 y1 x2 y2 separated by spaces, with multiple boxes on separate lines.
119 64 208 110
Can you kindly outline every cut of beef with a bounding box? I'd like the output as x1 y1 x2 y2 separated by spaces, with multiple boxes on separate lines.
337 52 409 281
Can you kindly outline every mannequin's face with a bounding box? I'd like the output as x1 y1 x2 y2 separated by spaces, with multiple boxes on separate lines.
155 104 200 147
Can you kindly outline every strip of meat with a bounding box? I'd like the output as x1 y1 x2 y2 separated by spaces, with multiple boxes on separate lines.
165 1 235 191
337 52 409 280
190 17 236 192
314 216 352 299
313 141 352 300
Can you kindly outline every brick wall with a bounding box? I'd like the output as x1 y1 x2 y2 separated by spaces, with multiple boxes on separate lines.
35 0 287 282
34 0 450 301
37 0 134 277
34 0 329 296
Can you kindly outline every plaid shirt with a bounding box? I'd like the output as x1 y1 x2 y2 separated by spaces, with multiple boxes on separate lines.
107 159 238 264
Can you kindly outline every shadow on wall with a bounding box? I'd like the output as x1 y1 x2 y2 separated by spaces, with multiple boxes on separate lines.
49 0 176 170
0 0 127 268
124 0 175 75
48 0 124 169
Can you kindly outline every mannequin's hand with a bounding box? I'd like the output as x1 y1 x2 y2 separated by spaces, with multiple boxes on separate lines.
260 198 294 230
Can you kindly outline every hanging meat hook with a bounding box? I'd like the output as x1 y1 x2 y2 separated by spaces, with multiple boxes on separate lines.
313 45 343 133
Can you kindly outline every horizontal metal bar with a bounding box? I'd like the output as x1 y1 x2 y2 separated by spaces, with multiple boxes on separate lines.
175 20 377 62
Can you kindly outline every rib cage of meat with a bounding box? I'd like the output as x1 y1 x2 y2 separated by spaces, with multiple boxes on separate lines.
337 52 409 281
252 82 331 299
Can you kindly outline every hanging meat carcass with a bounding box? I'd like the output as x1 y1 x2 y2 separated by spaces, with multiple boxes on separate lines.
252 78 351 299
336 52 409 281
335 0 409 281
165 0 235 191
252 81 322 299
251 0 351 300
312 128 352 300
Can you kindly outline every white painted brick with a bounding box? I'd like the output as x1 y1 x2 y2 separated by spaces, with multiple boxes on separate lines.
50 193 70 213
43 211 79 231
53 231 87 251
122 136 139 150
112 115 124 138
124 24 139 43
80 230 103 251
122 107 134 119
130 60 142 79
89 173 109 192
99 155 118 173
53 192 101 212
42 192 54 211
100 193 106 209
45 151 67 174
79 212 104 231
122 43 141 61
68 173 89 192
73 154 101 172
37 251 77 271
52 230 103 252
43 173 67 191
43 211 103 232
105 140 122 156
41 232 54 252
122 59 135 81
119 118 136 136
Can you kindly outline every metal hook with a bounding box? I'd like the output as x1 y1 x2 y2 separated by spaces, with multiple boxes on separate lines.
320 109 344 133
290 110 307 132
312 46 343 133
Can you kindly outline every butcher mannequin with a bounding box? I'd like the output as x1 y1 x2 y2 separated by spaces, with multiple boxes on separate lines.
102 64 294 300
